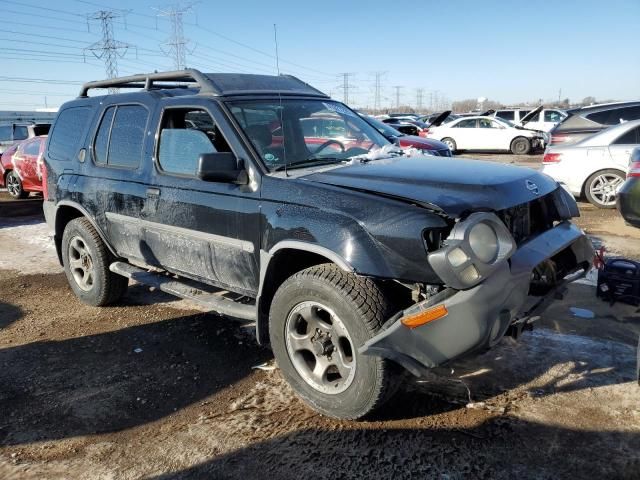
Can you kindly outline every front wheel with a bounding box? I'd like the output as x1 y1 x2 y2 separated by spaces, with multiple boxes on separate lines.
441 137 457 153
584 169 625 209
6 171 27 199
62 217 128 306
269 264 399 419
510 136 531 155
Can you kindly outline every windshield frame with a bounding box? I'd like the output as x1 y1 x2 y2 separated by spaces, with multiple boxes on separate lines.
225 97 391 173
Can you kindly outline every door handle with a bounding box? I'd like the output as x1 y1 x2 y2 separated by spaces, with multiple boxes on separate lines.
146 187 160 197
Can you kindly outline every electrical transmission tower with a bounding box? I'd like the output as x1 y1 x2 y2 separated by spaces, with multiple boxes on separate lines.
416 88 424 111
372 71 385 112
338 73 355 104
156 3 195 70
85 10 132 93
393 86 403 109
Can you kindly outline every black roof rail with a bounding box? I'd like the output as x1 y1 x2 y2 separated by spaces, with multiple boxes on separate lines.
79 69 217 97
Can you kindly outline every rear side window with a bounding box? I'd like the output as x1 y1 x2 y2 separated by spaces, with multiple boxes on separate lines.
92 105 148 168
613 126 640 145
496 111 515 121
48 106 91 161
587 106 640 126
23 139 41 156
518 110 531 120
13 126 28 140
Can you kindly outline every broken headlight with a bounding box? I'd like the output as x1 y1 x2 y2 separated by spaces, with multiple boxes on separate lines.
428 212 516 289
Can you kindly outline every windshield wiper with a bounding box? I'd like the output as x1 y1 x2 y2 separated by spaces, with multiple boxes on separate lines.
271 158 347 172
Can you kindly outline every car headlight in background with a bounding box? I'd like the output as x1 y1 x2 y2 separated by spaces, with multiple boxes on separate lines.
427 212 516 290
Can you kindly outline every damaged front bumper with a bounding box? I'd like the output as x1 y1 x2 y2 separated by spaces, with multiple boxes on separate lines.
359 221 594 377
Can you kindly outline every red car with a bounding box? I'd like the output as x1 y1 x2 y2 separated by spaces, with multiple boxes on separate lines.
0 135 47 198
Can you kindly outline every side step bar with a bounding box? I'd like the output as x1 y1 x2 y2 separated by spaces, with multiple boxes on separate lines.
109 261 257 321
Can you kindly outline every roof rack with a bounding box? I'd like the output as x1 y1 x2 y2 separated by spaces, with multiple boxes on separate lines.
79 69 217 97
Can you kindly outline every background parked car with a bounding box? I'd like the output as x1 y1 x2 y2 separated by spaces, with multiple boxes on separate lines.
616 148 640 226
548 101 640 147
0 122 50 154
420 112 460 125
542 119 640 208
493 108 566 132
363 116 452 156
0 135 47 198
382 117 431 137
426 115 544 154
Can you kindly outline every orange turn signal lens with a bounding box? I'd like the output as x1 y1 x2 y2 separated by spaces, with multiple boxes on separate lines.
401 304 448 329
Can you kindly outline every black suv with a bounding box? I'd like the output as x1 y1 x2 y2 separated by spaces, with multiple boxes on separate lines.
549 101 640 147
43 70 593 419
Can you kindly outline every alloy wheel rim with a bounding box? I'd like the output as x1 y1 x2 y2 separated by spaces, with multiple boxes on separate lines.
7 173 20 196
590 173 624 206
284 301 356 394
68 236 95 291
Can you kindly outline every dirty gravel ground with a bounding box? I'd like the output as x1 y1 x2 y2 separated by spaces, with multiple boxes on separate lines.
1 166 639 479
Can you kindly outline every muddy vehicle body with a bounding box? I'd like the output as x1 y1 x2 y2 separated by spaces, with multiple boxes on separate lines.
43 70 593 419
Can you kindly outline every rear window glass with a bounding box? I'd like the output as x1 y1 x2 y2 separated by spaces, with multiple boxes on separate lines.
107 105 148 168
48 106 91 161
496 111 515 121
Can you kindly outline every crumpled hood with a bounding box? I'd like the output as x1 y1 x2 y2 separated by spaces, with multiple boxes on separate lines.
300 155 558 217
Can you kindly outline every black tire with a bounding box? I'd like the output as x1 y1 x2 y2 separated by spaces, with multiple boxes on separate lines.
61 217 128 306
6 171 27 199
441 137 457 153
269 264 399 419
584 169 625 209
510 136 531 155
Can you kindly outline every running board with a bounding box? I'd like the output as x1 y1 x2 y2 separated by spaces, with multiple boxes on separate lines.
109 261 257 321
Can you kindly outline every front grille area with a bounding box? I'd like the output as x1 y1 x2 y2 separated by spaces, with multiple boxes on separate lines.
498 193 560 245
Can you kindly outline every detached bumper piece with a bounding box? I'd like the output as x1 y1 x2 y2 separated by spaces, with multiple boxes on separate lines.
359 222 593 377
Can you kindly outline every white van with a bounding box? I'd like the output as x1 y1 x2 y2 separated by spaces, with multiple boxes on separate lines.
493 108 566 132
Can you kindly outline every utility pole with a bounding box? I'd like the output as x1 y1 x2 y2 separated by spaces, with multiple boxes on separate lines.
156 3 195 70
393 85 403 109
339 73 355 104
416 88 424 111
85 10 132 93
558 88 562 104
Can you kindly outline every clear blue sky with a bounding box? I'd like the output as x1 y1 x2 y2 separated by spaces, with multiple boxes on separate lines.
0 0 638 110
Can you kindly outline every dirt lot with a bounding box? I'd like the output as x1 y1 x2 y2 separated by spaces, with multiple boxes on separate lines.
1 163 639 479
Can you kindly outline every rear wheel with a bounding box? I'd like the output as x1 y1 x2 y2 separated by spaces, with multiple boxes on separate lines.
6 171 27 199
62 217 128 306
510 136 531 155
269 264 399 419
584 169 625 208
441 137 457 152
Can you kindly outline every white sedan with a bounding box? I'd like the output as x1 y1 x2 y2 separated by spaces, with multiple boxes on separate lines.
426 116 545 154
542 119 640 208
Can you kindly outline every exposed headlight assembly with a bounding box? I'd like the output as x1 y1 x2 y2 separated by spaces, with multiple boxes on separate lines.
428 212 516 289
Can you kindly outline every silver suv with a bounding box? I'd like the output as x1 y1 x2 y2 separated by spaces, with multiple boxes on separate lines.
0 123 51 154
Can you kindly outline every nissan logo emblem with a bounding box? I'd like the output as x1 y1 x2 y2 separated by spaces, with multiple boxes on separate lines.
526 180 539 195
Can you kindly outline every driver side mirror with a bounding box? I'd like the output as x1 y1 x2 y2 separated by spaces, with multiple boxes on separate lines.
197 153 248 184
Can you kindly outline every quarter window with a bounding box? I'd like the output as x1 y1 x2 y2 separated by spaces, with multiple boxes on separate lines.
613 127 640 145
94 107 115 164
157 108 231 176
48 106 91 161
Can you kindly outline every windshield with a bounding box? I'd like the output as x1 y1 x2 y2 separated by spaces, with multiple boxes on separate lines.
228 99 390 171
